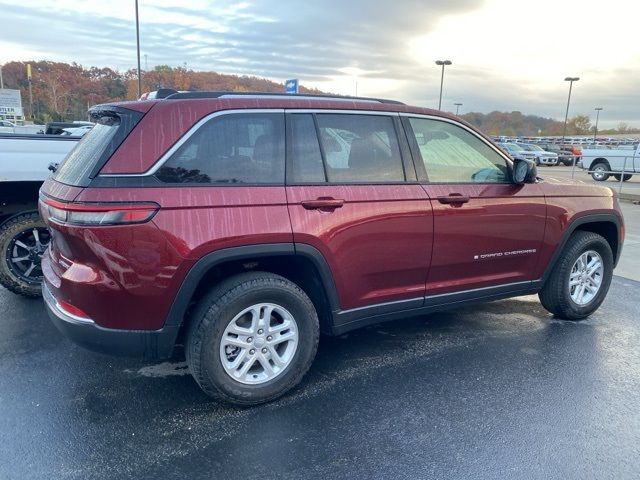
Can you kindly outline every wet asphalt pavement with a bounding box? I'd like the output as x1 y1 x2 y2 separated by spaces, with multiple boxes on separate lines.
1 275 639 480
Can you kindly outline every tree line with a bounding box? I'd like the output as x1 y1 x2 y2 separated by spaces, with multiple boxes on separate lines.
0 61 321 124
1 60 637 136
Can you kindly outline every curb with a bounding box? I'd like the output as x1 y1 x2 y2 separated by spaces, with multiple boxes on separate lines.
618 192 640 204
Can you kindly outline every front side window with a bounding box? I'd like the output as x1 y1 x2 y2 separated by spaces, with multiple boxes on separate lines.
156 113 285 184
408 118 509 183
315 114 405 183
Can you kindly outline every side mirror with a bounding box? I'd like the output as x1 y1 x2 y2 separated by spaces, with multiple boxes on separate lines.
512 158 537 184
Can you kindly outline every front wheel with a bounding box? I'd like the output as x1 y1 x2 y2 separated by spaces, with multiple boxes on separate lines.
186 271 320 405
0 212 51 298
539 231 613 320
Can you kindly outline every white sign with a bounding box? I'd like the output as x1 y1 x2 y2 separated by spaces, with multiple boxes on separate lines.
0 89 24 117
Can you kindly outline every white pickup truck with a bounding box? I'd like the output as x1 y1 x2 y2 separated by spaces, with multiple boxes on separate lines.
580 144 640 182
0 133 79 297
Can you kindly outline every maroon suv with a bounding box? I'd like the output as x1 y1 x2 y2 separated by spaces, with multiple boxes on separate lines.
40 92 624 405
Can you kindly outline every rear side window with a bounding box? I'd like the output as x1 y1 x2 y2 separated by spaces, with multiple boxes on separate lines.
408 118 508 183
289 114 326 183
315 114 405 183
53 107 143 187
156 113 285 184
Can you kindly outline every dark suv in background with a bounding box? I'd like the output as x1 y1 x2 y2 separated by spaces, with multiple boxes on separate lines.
40 92 624 405
539 143 575 166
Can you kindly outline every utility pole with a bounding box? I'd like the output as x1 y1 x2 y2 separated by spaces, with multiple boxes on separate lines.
0 64 4 89
454 102 462 115
435 60 452 110
593 107 603 142
27 64 33 120
561 76 579 145
135 0 142 98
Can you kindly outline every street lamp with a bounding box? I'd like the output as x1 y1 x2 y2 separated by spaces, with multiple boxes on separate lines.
135 0 142 98
561 76 579 145
454 102 462 115
593 107 603 142
435 60 452 110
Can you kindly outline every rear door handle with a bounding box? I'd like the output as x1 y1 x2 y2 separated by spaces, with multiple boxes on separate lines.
437 194 470 205
301 197 345 211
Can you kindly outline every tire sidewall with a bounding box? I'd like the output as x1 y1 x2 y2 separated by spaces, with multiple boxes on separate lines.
195 281 318 403
560 236 613 318
0 213 46 297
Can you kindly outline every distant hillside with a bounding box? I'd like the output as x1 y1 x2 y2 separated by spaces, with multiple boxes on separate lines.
0 61 324 123
460 110 639 137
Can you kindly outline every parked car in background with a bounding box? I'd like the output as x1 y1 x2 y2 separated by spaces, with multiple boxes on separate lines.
580 143 640 181
538 143 575 166
0 133 80 297
44 121 93 135
40 92 624 406
496 142 537 162
61 125 93 137
562 144 583 164
516 143 558 166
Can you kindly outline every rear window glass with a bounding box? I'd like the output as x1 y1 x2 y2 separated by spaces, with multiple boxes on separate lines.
155 113 285 184
53 108 143 187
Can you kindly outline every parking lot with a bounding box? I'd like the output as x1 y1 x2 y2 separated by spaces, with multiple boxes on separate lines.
543 165 640 196
0 200 638 479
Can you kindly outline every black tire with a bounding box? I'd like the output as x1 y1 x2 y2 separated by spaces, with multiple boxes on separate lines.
613 174 632 182
0 212 50 298
186 271 320 406
590 162 611 181
539 231 613 320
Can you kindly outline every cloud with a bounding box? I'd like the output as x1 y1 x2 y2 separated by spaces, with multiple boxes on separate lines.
0 0 638 126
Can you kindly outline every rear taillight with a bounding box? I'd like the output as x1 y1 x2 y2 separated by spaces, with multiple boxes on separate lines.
40 196 159 226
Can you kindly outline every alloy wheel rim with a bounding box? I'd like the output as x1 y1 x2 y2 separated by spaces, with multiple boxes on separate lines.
6 227 50 284
569 250 603 306
219 303 298 385
593 166 606 180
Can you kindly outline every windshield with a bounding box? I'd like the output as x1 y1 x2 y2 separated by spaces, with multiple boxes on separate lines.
503 143 521 152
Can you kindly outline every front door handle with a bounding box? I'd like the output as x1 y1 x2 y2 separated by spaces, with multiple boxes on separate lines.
437 194 470 205
301 197 345 211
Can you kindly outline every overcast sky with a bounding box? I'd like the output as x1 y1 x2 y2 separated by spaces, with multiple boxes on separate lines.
1 0 638 127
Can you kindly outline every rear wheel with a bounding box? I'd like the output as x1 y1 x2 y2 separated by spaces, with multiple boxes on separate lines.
613 174 632 182
590 162 610 181
0 213 50 298
539 231 613 320
186 271 319 405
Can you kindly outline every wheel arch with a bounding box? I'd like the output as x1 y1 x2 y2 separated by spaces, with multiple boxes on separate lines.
541 214 622 284
165 243 340 342
591 157 610 169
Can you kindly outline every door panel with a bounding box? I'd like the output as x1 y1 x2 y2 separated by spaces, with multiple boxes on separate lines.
401 115 547 295
287 185 433 310
423 182 546 295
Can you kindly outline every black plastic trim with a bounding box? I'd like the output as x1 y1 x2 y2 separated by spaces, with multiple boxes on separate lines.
163 244 296 328
44 284 179 360
541 213 623 280
332 281 539 335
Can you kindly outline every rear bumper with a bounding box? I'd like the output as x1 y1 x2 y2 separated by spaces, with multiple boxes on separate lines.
43 282 179 360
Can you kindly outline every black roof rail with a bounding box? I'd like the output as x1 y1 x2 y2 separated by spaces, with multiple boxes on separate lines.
163 91 405 105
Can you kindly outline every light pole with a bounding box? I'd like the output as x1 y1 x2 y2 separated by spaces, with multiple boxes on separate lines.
561 76 579 145
0 64 3 89
454 102 462 115
435 60 452 110
593 107 603 142
135 0 142 98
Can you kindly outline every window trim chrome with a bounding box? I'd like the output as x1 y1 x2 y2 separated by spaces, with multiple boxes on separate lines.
99 108 285 178
98 108 511 179
398 112 514 166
